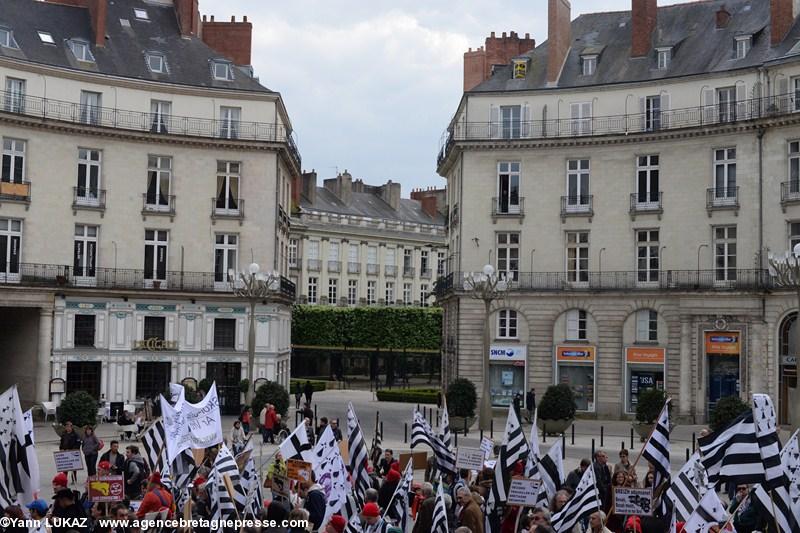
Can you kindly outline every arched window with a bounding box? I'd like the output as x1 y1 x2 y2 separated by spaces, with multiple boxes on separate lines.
498 309 518 339
780 313 797 357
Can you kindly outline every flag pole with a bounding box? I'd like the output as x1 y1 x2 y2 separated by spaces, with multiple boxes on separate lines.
720 492 749 531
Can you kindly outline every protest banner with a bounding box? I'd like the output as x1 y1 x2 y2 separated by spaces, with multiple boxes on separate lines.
507 478 542 506
613 487 653 516
480 437 494 458
87 475 124 502
287 459 313 482
456 447 486 471
53 450 83 472
161 383 224 462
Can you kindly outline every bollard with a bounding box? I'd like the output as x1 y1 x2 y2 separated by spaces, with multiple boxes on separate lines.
630 427 634 450
480 430 484 442
464 416 468 436
417 403 420 412
380 421 384 438
404 423 407 443
600 426 604 447
314 404 317 420
430 410 434 427
621 441 625 451
571 424 575 445
562 433 566 459
436 408 439 422
543 424 547 443
490 419 494 439
314 415 318 429
454 432 458 447
686 448 690 462
692 432 696 453
591 438 595 458
423 406 427 419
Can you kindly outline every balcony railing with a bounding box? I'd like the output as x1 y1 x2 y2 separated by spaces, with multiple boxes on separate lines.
438 92 800 167
629 192 663 218
328 260 341 273
347 262 360 274
72 187 106 211
491 197 525 218
0 89 300 169
706 187 739 212
0 262 296 299
421 269 432 279
211 198 245 221
385 265 397 277
0 180 31 203
560 195 594 220
307 259 321 272
403 266 415 278
367 263 379 275
142 194 176 216
781 181 800 210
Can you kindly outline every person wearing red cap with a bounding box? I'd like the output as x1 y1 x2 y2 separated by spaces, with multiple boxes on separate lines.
97 461 112 476
378 467 401 509
360 502 387 533
52 473 68 493
624 515 643 533
324 514 347 533
136 472 174 519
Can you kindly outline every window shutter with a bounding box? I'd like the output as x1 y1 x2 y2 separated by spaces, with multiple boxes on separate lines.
703 88 715 122
490 105 500 138
636 310 649 341
566 310 579 340
570 103 580 119
521 104 531 138
779 77 790 112
736 83 746 118
639 97 646 131
661 93 671 128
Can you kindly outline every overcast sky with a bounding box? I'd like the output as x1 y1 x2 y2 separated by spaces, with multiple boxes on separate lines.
204 1 694 194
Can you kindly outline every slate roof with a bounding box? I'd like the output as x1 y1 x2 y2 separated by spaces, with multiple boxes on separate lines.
472 0 800 93
299 187 445 226
0 0 272 93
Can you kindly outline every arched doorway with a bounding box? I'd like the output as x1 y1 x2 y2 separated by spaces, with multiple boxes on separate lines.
778 314 798 425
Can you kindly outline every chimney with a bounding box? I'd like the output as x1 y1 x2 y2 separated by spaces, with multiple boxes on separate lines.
631 0 657 58
546 0 571 84
410 187 447 217
174 0 199 37
380 181 401 211
301 170 317 204
201 15 253 65
463 31 535 91
45 0 107 47
716 6 731 28
337 170 353 204
771 0 796 46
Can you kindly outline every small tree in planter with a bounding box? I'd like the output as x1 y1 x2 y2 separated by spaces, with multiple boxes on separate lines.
253 382 290 419
198 378 212 396
55 391 98 438
634 388 669 441
537 384 576 435
710 395 750 432
446 378 477 433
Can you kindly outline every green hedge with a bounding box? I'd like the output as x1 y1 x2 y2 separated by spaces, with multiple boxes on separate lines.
290 379 327 393
376 388 439 404
292 305 442 351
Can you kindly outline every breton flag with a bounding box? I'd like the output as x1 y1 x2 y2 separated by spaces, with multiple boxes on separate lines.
698 408 767 486
501 404 529 465
641 399 671 489
347 402 371 505
6 386 38 505
525 408 541 478
383 460 413 530
664 451 710 523
411 409 456 474
241 456 264 518
278 422 314 463
683 488 728 533
753 429 800 533
485 445 511 533
317 434 351 528
313 425 338 468
752 394 786 489
550 462 600 533
213 443 244 517
431 481 449 533
536 440 565 507
140 419 167 473
439 397 452 450
486 408 531 533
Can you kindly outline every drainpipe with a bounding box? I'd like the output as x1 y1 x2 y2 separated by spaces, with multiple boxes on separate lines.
758 127 766 321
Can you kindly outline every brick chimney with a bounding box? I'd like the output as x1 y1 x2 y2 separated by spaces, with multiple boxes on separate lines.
300 170 317 204
174 0 199 37
631 0 657 58
380 181 401 211
463 31 535 91
716 6 731 28
546 0 571 85
410 187 447 218
201 15 253 65
45 0 107 47
771 0 796 46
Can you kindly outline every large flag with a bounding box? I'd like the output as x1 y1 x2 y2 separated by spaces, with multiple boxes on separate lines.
383 460 413 530
664 451 710 523
313 425 338 467
347 402 371 505
752 394 786 489
318 435 351 528
213 444 243 518
140 419 166 473
7 386 38 505
683 488 728 533
525 408 540 478
411 409 456 474
641 399 671 489
485 445 511 532
753 429 800 533
698 408 768 486
550 463 600 533
501 404 529 465
241 456 264 518
161 383 223 462
278 423 314 463
439 397 452 450
536 440 565 507
431 482 449 533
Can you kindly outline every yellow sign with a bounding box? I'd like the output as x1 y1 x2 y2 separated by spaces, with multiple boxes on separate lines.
133 338 177 351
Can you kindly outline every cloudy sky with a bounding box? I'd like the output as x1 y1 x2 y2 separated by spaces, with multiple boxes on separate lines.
204 0 694 193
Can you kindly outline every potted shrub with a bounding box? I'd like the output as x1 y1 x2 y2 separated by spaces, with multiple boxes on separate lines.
253 381 290 419
709 395 750 432
536 384 576 435
634 388 669 441
239 379 250 408
53 391 98 439
446 378 477 433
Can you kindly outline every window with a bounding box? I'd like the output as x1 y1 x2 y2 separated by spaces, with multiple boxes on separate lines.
403 283 412 305
437 252 446 276
501 105 521 139
367 281 376 304
0 218 21 280
386 248 396 266
497 232 519 282
1 138 25 184
69 40 94 62
329 241 340 261
367 246 378 265
498 309 518 339
73 224 97 278
636 230 659 283
4 78 25 113
307 277 318 304
37 31 54 45
216 161 240 212
146 53 167 74
213 319 236 350
420 284 429 307
714 148 737 200
790 222 800 250
143 316 166 341
657 48 671 70
714 226 737 282
566 159 590 209
570 102 592 135
288 239 299 268
566 309 587 341
385 281 395 303
213 234 237 283
403 248 412 270
144 229 168 282
643 95 661 131
79 91 101 125
582 55 597 76
76 148 101 205
566 231 589 283
636 310 658 342
735 36 751 59
0 28 18 49
348 280 358 306
790 142 800 193
328 279 338 303
134 8 149 20
420 250 429 273
636 155 660 204
308 240 320 260
348 243 359 263
74 315 96 347
219 106 241 139
212 61 233 81
793 78 800 112
150 100 171 134
497 162 520 214
146 155 171 209
717 87 736 122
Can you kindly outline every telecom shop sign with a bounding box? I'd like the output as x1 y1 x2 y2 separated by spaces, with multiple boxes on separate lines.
489 345 527 362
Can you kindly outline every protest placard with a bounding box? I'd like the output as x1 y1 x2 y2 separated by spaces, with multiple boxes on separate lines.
87 475 124 502
286 459 313 482
507 478 542 506
480 437 494 458
53 450 83 472
613 487 653 516
456 447 486 471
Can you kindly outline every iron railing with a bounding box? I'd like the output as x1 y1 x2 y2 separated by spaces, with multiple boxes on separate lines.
385 265 397 277
328 260 341 273
367 263 380 275
142 194 176 216
210 198 245 220
561 195 594 217
403 266 415 278
0 180 31 203
0 90 301 169
706 187 739 209
307 259 321 272
629 192 663 214
72 187 106 211
491 197 525 217
347 262 360 274
781 181 800 206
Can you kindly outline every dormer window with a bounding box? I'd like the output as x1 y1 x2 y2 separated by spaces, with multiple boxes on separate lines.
581 55 597 76
37 31 55 45
146 52 167 74
656 47 672 70
0 27 18 49
513 59 527 79
212 60 233 81
68 39 94 62
735 35 751 59
133 8 149 20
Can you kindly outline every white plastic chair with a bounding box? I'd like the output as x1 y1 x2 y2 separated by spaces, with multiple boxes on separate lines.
41 402 57 422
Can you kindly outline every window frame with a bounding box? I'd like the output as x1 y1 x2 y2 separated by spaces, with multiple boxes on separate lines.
581 55 597 76
144 229 168 282
213 318 237 350
566 309 587 341
76 148 102 204
636 229 660 284
735 36 751 59
713 225 737 282
146 53 167 74
347 279 358 306
367 280 377 305
215 160 241 212
73 224 98 279
4 78 25 114
307 277 318 304
212 61 233 81
68 39 95 62
143 316 166 341
328 278 338 304
213 233 238 284
385 281 395 304
0 27 18 49
73 314 96 347
636 309 659 343
0 218 22 279
497 309 519 339
133 8 149 20
713 147 737 199
566 231 589 284
566 159 590 208
497 161 521 214
496 232 520 282
288 239 299 268
1 138 25 184
656 48 671 70
37 31 55 45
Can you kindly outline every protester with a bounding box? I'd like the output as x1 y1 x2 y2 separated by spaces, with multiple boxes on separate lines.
589 511 613 533
99 440 125 475
329 418 343 441
263 404 279 444
230 420 245 451
316 416 329 440
593 450 613 512
123 445 147 499
513 392 522 420
526 387 536 422
324 515 347 533
299 477 327 530
378 467 401 509
288 508 311 533
642 471 655 488
530 507 551 528
623 516 643 533
240 406 252 434
3 505 26 533
59 420 81 484
136 472 174 518
565 458 590 490
51 488 87 533
117 411 135 439
294 386 303 410
378 449 398 477
728 484 759 533
52 472 68 493
613 449 637 486
82 426 101 477
361 502 389 533
551 490 570 513
456 487 483 533
304 380 314 404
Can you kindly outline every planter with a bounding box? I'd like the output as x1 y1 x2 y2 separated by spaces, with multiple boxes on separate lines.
536 417 574 436
633 422 655 442
152 281 162 290
56 275 67 286
449 415 476 434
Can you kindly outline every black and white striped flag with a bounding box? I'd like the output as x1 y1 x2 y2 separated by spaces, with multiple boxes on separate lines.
383 460 413 530
241 456 264 518
683 488 728 533
485 444 511 532
6 386 38 506
213 443 244 518
140 419 166 472
699 408 767 486
752 394 786 490
525 408 540 478
641 399 671 489
550 463 600 533
279 423 314 463
411 409 456 474
439 397 452 450
501 404 529 465
664 451 710 523
431 481 448 533
536 440 565 507
753 428 800 532
347 402 371 505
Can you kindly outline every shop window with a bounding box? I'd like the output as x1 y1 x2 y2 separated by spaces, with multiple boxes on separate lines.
566 309 587 340
636 309 658 342
74 315 96 347
213 318 236 350
498 309 518 339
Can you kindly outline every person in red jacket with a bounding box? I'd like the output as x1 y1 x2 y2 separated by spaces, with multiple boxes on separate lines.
263 404 278 444
136 472 174 519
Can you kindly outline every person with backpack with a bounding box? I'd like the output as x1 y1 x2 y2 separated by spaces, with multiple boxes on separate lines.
136 472 175 519
123 445 148 499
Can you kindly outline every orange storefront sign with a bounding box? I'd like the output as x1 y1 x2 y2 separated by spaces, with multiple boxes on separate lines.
705 331 740 355
625 347 665 364
556 345 596 362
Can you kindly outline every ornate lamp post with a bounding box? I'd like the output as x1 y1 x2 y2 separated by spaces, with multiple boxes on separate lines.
228 263 280 405
463 264 509 432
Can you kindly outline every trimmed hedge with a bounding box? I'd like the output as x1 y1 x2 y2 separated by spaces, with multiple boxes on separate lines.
290 379 327 393
376 388 439 404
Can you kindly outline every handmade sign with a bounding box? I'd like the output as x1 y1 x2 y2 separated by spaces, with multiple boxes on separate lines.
480 437 494 458
53 450 83 472
507 478 542 506
87 475 124 502
286 459 313 482
614 487 653 516
456 447 486 471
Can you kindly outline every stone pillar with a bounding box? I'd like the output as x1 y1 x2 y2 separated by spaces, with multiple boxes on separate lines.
749 322 765 395
36 307 53 403
679 316 692 419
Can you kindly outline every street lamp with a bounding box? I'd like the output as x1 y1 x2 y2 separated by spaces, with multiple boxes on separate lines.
463 264 509 431
228 263 280 405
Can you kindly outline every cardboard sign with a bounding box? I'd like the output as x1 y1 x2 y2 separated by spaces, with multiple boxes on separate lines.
456 447 486 471
399 451 428 471
87 475 124 502
614 487 653 516
286 459 313 482
507 478 542 506
271 474 290 505
480 437 494 458
53 450 83 472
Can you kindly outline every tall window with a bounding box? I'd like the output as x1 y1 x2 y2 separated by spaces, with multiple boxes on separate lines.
143 316 166 341
790 222 800 250
644 96 661 131
566 309 587 340
714 226 737 282
328 279 338 303
1 138 24 184
329 241 340 261
581 55 597 76
216 161 240 212
150 100 171 134
385 281 395 303
219 106 241 139
636 309 658 342
657 48 671 70
4 78 24 113
403 283 412 305
735 36 751 59
348 280 357 306
636 230 659 283
79 91 101 125
73 225 97 278
76 149 101 205
213 319 236 350
636 155 659 204
367 246 378 265
308 240 320 260
566 231 589 283
420 284 429 307
367 281 376 304
498 309 518 338
0 218 21 280
403 249 413 272
348 243 359 264
437 252 446 276
146 155 171 209
566 159 590 209
497 233 519 281
213 234 237 283
74 315 96 347
420 250 429 273
144 229 168 282
570 102 592 135
497 162 520 214
307 277 318 304
790 142 800 193
717 87 736 122
288 239 298 268
386 248 396 266
714 148 737 200
501 105 521 139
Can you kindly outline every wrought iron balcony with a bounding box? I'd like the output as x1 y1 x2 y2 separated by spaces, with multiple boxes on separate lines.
211 198 245 221
385 265 397 277
560 195 594 220
366 263 379 275
629 192 663 219
0 180 31 204
403 266 415 278
72 187 106 212
491 197 525 220
328 260 341 273
781 181 800 211
142 194 176 217
307 259 321 272
348 262 360 274
706 187 739 215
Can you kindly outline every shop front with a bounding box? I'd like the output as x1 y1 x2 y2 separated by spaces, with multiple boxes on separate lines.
705 331 741 412
555 345 596 412
489 345 527 407
624 347 665 413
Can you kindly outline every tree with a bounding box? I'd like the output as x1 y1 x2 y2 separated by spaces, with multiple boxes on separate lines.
58 391 98 427
253 382 290 418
